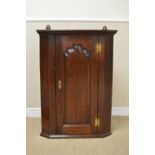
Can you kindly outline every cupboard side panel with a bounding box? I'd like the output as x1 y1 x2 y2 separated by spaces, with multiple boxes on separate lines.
40 34 56 134
48 35 56 134
104 35 114 133
98 35 114 133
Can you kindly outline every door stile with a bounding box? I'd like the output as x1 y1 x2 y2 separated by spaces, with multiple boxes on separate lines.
89 36 99 133
55 35 65 133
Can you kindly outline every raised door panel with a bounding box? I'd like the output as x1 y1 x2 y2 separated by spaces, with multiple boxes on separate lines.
56 35 98 135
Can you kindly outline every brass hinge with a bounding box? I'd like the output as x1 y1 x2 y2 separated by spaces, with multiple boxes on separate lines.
95 118 100 127
96 43 102 54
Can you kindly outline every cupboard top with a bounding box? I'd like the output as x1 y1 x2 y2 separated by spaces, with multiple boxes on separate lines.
36 29 117 35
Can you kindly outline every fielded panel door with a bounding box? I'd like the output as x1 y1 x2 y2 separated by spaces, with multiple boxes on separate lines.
56 35 98 135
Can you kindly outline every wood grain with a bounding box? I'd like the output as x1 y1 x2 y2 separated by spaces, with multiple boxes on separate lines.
37 30 117 138
56 35 98 135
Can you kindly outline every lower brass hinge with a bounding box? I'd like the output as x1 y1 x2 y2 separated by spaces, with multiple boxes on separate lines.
95 118 100 127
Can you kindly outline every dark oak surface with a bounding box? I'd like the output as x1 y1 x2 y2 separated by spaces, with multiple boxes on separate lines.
37 30 117 35
37 29 117 138
56 35 98 135
40 132 112 138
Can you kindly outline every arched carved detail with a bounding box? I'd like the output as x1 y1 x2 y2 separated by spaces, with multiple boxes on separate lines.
64 44 90 58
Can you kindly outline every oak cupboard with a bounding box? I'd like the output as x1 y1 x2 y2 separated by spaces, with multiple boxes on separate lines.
37 27 117 138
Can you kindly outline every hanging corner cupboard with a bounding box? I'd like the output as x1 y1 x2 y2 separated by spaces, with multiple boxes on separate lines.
37 26 117 138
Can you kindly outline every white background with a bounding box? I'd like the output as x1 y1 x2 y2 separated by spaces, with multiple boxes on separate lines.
26 0 128 21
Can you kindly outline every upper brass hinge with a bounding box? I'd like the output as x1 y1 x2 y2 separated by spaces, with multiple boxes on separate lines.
96 43 102 54
95 118 100 127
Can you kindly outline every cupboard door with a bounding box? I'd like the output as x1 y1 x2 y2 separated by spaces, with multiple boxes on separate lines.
56 35 98 135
